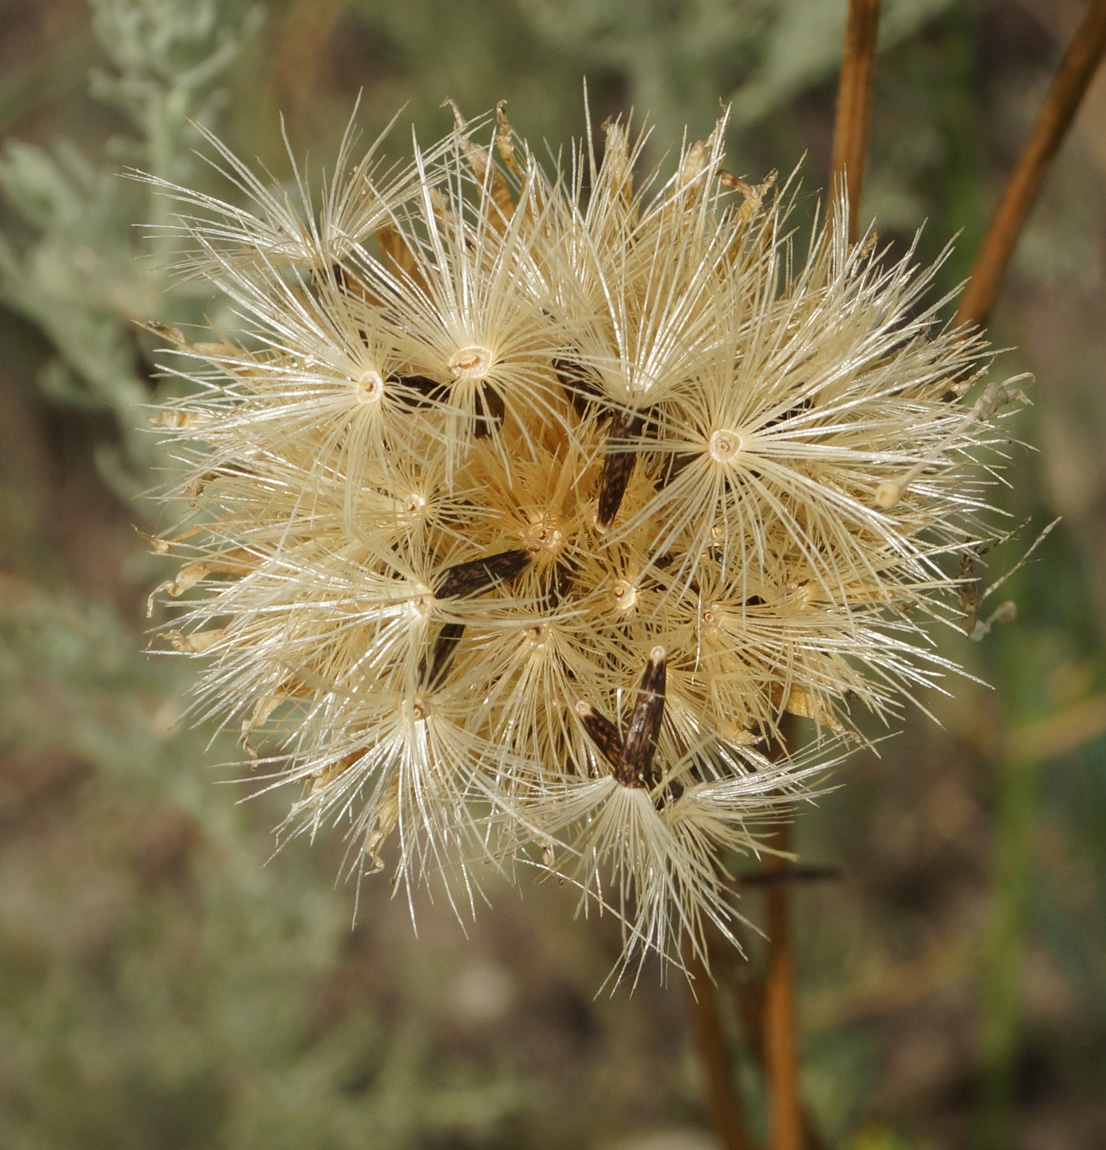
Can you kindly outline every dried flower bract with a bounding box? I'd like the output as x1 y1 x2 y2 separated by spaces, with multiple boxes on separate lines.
145 102 1017 977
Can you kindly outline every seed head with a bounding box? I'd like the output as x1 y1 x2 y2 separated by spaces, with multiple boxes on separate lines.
146 104 1017 977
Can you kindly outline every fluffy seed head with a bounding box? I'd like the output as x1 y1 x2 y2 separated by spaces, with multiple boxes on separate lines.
145 103 1019 978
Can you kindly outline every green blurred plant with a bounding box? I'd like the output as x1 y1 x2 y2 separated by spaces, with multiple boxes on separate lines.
0 0 262 500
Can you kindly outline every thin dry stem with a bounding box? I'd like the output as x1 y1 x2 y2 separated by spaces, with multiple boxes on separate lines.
762 819 803 1150
957 0 1106 329
709 903 831 1150
831 0 883 243
685 935 758 1150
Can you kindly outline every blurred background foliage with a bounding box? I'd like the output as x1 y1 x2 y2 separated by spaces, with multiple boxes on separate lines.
0 0 1103 1147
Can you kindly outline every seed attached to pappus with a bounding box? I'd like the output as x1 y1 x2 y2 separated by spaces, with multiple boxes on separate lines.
597 411 646 528
576 646 668 790
433 550 532 600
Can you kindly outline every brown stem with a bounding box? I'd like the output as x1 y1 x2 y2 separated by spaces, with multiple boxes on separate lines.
685 936 758 1150
697 863 829 1150
831 0 883 243
762 819 803 1150
957 0 1106 330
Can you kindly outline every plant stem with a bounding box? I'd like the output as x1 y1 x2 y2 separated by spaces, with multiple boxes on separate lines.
762 820 803 1150
956 0 1106 329
831 0 883 243
685 936 758 1150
